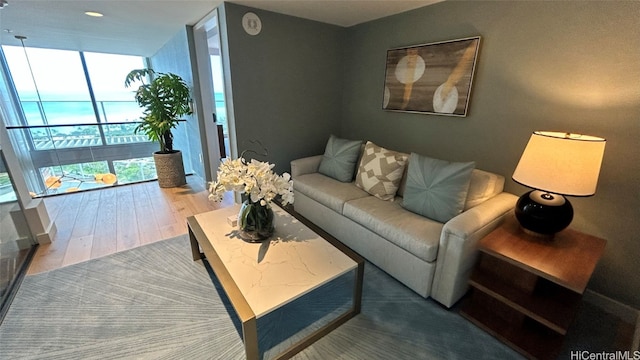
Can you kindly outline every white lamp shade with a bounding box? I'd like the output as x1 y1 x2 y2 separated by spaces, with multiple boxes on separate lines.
512 131 606 196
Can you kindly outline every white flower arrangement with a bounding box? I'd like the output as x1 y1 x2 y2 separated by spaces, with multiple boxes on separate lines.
208 157 294 206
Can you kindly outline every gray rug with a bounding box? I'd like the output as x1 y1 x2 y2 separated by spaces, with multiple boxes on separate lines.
0 235 523 359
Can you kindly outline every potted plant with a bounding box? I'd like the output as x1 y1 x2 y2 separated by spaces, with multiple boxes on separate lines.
125 69 192 188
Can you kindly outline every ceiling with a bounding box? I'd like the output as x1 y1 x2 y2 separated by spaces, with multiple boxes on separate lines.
0 0 441 57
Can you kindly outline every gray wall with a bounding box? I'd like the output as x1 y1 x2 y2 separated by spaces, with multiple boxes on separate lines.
340 1 640 309
150 27 204 181
217 0 639 309
222 3 344 175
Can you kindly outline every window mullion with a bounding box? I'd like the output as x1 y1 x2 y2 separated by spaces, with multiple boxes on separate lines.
79 51 107 146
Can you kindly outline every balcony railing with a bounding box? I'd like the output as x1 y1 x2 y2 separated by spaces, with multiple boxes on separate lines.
5 99 196 196
8 122 151 150
5 120 166 196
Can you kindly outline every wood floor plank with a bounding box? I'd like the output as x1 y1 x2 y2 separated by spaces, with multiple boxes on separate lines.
29 176 231 274
62 235 93 267
158 222 186 240
115 185 140 251
167 197 192 231
91 187 118 258
29 191 83 274
133 182 163 245
70 190 100 239
146 182 181 230
185 187 224 215
26 242 60 275
41 194 66 222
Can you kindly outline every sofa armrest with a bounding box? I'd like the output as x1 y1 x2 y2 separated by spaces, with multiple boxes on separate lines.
291 155 323 177
430 192 518 308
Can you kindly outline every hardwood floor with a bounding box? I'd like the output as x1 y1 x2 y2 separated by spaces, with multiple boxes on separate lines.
28 176 233 275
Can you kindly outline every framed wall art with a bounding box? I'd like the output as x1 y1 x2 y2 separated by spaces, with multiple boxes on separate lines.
382 36 481 117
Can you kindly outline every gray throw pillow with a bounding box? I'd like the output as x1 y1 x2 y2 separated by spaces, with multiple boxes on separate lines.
402 153 475 223
318 135 362 182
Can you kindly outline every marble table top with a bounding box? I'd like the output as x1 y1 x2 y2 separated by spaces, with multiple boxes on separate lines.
194 204 357 318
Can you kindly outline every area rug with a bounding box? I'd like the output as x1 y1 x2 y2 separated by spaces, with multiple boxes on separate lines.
0 235 522 359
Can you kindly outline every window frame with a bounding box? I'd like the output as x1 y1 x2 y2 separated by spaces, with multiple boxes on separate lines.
1 46 165 195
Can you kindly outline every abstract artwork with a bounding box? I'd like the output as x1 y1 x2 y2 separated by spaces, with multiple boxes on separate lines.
382 37 481 117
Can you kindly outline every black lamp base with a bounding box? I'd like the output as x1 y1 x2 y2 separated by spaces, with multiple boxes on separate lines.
515 190 573 237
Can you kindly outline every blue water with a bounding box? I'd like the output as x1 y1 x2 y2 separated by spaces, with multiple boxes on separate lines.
18 96 229 144
21 96 227 127
22 100 144 126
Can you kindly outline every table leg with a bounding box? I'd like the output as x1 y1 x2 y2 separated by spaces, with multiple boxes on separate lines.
188 225 204 261
242 316 259 360
353 261 364 314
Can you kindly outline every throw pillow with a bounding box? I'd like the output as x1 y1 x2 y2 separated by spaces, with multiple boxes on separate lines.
318 135 363 182
402 152 475 223
355 141 408 201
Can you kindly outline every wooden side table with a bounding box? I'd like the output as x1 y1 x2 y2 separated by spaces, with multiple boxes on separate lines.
460 213 606 360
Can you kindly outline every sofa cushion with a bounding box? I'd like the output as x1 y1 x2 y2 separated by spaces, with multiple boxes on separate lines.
318 135 363 182
355 141 408 201
464 169 505 210
343 196 442 262
402 153 475 223
293 173 369 214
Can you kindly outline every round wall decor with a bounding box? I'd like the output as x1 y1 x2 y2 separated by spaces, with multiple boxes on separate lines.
242 12 262 36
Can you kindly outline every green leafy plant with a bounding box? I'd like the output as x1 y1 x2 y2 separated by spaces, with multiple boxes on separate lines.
124 69 192 153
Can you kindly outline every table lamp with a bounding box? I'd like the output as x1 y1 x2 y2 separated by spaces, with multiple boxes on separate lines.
512 131 606 237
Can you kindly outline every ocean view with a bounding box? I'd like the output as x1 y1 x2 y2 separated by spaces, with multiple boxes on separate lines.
21 100 144 126
5 93 229 195
20 96 227 128
0 46 233 196
17 97 227 148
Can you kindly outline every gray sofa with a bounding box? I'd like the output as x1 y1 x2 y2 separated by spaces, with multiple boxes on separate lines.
291 147 518 308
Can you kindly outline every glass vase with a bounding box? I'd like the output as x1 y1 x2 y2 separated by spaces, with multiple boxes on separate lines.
238 199 275 242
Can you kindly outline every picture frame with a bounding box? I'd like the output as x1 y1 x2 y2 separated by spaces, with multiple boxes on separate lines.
382 36 481 117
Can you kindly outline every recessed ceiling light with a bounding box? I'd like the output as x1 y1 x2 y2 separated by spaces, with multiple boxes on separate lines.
85 11 103 17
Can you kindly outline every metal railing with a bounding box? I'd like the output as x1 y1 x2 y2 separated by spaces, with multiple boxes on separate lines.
14 99 147 149
5 120 167 196
6 121 151 150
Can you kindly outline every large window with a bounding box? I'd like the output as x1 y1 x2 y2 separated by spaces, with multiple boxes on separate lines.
84 52 146 124
3 46 147 147
1 45 161 195
4 46 94 126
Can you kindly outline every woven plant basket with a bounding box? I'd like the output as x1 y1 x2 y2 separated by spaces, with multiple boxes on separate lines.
153 151 186 188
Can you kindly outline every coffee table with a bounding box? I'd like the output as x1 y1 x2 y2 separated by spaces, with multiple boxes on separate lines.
187 203 364 360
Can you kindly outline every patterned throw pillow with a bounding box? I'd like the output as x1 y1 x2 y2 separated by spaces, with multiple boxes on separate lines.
355 141 408 201
402 152 475 223
318 135 363 182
